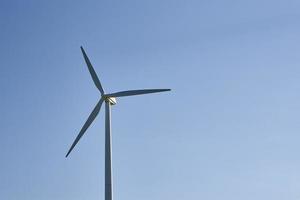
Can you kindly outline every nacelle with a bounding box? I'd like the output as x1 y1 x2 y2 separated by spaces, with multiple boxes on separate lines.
107 97 117 105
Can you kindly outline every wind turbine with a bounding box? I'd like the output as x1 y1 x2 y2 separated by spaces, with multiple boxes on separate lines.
66 46 170 200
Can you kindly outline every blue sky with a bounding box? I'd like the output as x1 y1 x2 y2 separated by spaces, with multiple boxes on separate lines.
1 0 300 199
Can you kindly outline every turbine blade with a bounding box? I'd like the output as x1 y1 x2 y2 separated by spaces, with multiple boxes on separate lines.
66 98 104 157
80 46 105 95
106 89 171 97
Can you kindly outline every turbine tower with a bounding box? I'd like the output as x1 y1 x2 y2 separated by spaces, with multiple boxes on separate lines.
66 47 170 200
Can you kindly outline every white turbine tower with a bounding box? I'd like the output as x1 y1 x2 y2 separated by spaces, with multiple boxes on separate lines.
66 47 170 200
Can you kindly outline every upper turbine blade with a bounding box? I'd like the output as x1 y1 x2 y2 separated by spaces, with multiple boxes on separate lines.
80 46 105 95
66 98 104 157
106 89 171 97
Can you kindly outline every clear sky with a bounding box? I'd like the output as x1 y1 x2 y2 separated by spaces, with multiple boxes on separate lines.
1 0 300 199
